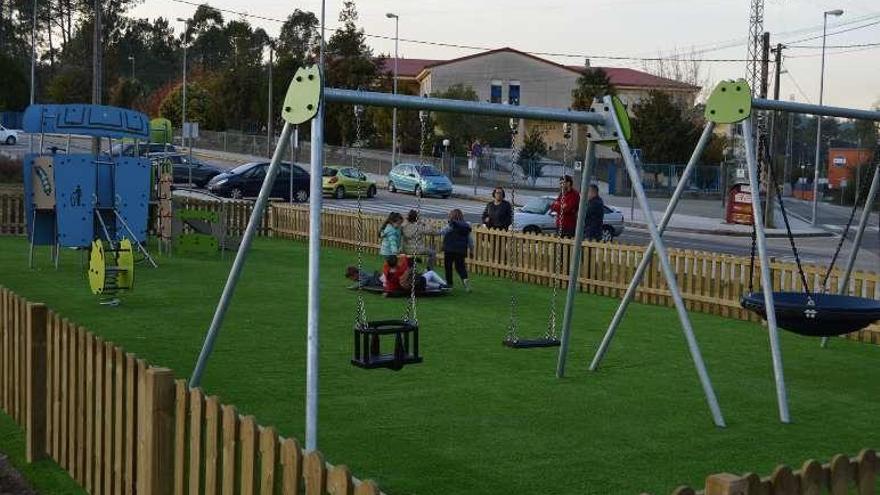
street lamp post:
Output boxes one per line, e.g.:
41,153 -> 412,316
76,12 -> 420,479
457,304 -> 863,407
267,44 -> 274,156
30,0 -> 37,105
177,18 -> 190,150
386,13 -> 399,168
811,8 -> 843,225
29,0 -> 37,153
128,55 -> 135,80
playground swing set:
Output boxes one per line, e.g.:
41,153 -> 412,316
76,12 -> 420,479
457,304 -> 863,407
185,65 -> 880,451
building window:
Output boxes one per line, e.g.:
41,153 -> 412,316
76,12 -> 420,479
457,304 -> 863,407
508,81 -> 520,105
490,80 -> 502,104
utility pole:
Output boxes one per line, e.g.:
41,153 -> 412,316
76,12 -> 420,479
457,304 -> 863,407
784,94 -> 794,189
758,32 -> 773,227
267,44 -> 273,156
30,0 -> 37,105
764,41 -> 785,226
92,0 -> 103,154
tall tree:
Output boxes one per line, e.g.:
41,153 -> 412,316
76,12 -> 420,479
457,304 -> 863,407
630,90 -> 701,163
431,84 -> 509,154
324,1 -> 379,145
571,66 -> 615,110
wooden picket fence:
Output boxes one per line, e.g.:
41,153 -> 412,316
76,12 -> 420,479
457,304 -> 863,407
1,191 -> 878,340
0,286 -> 383,495
0,189 -> 25,235
666,448 -> 878,494
270,203 -> 880,341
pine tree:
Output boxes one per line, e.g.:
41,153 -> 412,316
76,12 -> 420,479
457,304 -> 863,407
571,66 -> 615,110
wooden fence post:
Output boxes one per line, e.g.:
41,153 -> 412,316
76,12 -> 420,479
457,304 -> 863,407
25,302 -> 47,462
704,473 -> 748,495
137,367 -> 175,495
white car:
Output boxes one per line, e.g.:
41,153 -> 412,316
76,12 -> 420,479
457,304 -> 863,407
511,195 -> 625,241
0,124 -> 20,145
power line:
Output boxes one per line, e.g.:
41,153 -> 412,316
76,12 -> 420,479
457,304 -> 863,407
783,69 -> 812,103
783,18 -> 880,45
166,0 -> 880,65
787,41 -> 880,49
167,0 -> 762,63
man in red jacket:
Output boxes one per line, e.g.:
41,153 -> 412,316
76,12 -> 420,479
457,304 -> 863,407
550,175 -> 580,238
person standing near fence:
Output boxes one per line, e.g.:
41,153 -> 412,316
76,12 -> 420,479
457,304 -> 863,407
482,187 -> 513,230
441,209 -> 473,292
550,175 -> 580,238
585,184 -> 605,242
379,212 -> 404,259
401,209 -> 437,269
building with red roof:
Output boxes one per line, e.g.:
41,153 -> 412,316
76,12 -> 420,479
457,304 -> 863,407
378,47 -> 699,150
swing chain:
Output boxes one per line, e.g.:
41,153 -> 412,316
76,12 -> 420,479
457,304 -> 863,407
353,104 -> 368,328
546,124 -> 573,339
506,118 -> 521,343
405,110 -> 430,324
820,173 -> 865,292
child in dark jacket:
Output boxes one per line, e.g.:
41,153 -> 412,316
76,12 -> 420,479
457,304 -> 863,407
441,209 -> 473,291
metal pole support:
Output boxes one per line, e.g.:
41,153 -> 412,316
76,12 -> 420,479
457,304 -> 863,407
555,141 -> 596,378
821,160 -> 880,348
190,122 -> 294,388
607,97 -> 726,428
305,104 -> 324,452
742,117 -> 791,423
590,122 -> 716,371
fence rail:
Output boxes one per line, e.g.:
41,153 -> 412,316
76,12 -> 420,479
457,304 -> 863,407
0,286 -> 383,495
1,190 -> 878,341
668,448 -> 878,494
270,202 -> 880,340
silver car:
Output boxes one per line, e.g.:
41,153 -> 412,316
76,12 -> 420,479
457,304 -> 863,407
511,195 -> 624,241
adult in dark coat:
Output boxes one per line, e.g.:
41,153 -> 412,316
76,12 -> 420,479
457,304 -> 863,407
482,187 -> 513,230
585,184 -> 605,242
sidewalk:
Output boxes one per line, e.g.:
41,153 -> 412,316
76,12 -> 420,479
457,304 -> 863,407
191,146 -> 831,239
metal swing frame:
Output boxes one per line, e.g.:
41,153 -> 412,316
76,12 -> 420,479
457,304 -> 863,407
189,71 -> 875,450
582,81 -> 880,425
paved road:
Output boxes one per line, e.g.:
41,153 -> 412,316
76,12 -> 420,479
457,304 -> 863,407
9,134 -> 879,270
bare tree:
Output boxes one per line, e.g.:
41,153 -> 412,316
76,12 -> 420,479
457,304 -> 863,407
642,48 -> 712,103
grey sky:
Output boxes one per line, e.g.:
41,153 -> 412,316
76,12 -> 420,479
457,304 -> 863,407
133,0 -> 880,110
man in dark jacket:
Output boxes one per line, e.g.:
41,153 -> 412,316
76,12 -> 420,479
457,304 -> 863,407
585,184 -> 605,242
482,187 -> 513,230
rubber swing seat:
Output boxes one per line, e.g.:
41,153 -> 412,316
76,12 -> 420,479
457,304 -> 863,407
502,336 -> 561,349
740,291 -> 880,337
347,284 -> 451,298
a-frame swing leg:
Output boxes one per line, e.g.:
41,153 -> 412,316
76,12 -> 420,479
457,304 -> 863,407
821,160 -> 880,348
189,65 -> 321,390
607,96 -> 726,428
742,117 -> 791,424
590,121 -> 716,371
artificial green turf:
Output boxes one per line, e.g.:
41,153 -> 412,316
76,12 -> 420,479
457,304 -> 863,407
0,236 -> 878,494
0,412 -> 86,494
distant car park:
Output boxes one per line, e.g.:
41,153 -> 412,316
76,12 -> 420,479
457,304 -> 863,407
0,125 -> 20,145
322,166 -> 377,199
148,152 -> 224,187
207,161 -> 310,202
511,195 -> 625,241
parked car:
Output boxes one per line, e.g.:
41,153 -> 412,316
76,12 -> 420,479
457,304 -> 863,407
511,195 -> 625,241
111,142 -> 177,156
322,166 -> 377,199
148,152 -> 224,187
0,124 -> 20,145
207,161 -> 310,202
387,163 -> 453,198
